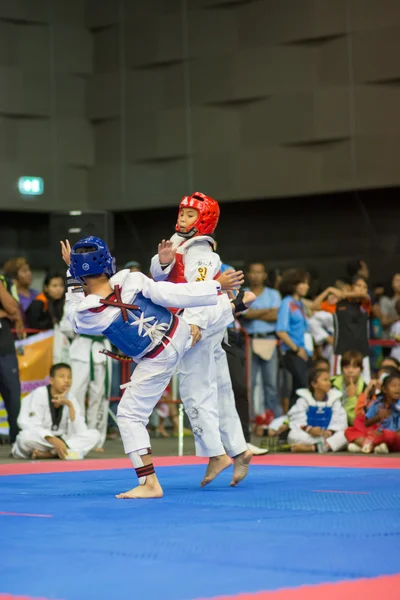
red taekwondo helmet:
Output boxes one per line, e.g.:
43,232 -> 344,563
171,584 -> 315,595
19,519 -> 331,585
175,192 -> 220,239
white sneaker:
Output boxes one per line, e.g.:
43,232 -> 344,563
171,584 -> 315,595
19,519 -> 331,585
347,443 -> 362,453
374,443 -> 389,454
247,442 -> 268,455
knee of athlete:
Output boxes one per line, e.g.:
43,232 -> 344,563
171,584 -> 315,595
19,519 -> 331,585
17,430 -> 34,447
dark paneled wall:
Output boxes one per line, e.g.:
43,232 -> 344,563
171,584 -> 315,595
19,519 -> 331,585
87,0 -> 400,210
0,0 -> 91,211
1,1 -> 400,212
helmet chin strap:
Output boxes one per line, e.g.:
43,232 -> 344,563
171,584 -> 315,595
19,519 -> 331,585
175,227 -> 197,239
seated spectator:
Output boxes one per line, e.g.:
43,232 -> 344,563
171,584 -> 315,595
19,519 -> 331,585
313,357 -> 330,372
26,273 -> 65,331
2,257 -> 38,317
381,356 -> 400,371
312,277 -> 371,382
345,373 -> 400,454
331,350 -> 366,425
277,269 -> 313,407
287,368 -> 348,453
355,366 -> 398,418
11,363 -> 100,460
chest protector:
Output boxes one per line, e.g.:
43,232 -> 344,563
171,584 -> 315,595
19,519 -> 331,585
166,239 -> 220,313
306,405 -> 332,430
102,291 -> 172,358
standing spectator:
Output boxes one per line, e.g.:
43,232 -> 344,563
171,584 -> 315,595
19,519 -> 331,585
312,277 -> 371,381
380,273 -> 400,339
346,259 -> 369,282
389,300 -> 400,364
26,273 -> 65,331
241,262 -> 281,416
0,277 -> 24,444
124,261 -> 142,273
277,269 -> 313,408
2,257 -> 38,317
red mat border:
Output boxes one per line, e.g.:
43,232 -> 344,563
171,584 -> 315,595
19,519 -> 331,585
1,453 -> 400,476
1,573 -> 399,600
199,573 -> 400,600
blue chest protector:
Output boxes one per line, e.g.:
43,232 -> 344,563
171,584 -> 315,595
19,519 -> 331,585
306,405 -> 332,430
103,292 -> 172,358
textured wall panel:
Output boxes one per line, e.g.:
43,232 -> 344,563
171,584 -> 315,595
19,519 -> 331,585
352,25 -> 400,83
87,72 -> 121,120
0,0 -> 48,23
125,13 -> 183,68
94,120 -> 121,164
0,67 -> 50,116
93,26 -> 119,73
351,0 -> 400,30
85,0 -> 119,30
54,26 -> 92,75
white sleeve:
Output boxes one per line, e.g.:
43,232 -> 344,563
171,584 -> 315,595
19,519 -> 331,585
288,398 -> 309,429
308,314 -> 329,345
67,395 -> 88,436
137,272 -> 221,309
328,400 -> 348,431
64,269 -> 86,332
150,253 -> 175,282
17,389 -> 54,439
180,243 -> 222,329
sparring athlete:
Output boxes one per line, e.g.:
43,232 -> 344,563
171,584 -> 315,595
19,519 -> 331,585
150,192 -> 253,487
60,237 -> 245,499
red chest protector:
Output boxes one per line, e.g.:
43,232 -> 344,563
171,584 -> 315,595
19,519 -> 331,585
165,241 -> 220,313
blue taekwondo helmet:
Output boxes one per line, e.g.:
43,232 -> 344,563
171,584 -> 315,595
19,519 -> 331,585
70,236 -> 116,283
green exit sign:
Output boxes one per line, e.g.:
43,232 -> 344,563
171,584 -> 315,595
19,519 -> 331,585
18,176 -> 44,196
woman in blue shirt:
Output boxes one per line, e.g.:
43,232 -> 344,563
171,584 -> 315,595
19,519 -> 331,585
277,269 -> 313,407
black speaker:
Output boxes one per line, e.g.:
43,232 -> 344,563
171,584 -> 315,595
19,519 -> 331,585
48,211 -> 114,269
50,211 -> 114,253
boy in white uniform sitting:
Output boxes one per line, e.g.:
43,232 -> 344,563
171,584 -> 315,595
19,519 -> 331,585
12,363 -> 100,460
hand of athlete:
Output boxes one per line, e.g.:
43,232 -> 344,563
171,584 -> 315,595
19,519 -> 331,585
297,347 -> 309,362
216,269 -> 245,291
158,240 -> 176,265
189,324 -> 202,346
49,437 -> 69,460
60,240 -> 72,266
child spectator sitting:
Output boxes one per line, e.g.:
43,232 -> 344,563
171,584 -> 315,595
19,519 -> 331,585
287,368 -> 348,453
331,350 -> 366,425
313,357 -> 330,372
355,366 -> 398,418
345,373 -> 400,454
11,363 -> 100,460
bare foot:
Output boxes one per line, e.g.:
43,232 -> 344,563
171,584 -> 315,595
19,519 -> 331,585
116,476 -> 164,499
290,443 -> 316,453
94,447 -> 105,453
200,454 -> 232,487
230,449 -> 252,487
31,449 -> 54,460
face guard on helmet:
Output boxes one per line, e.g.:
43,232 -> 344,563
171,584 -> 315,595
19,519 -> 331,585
70,236 -> 116,283
175,192 -> 220,239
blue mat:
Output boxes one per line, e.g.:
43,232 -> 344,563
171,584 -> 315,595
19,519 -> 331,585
1,465 -> 400,600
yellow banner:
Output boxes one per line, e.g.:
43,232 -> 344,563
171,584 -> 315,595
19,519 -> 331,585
0,330 -> 54,434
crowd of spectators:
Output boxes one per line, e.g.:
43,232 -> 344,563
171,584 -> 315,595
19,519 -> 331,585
1,253 -> 400,456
